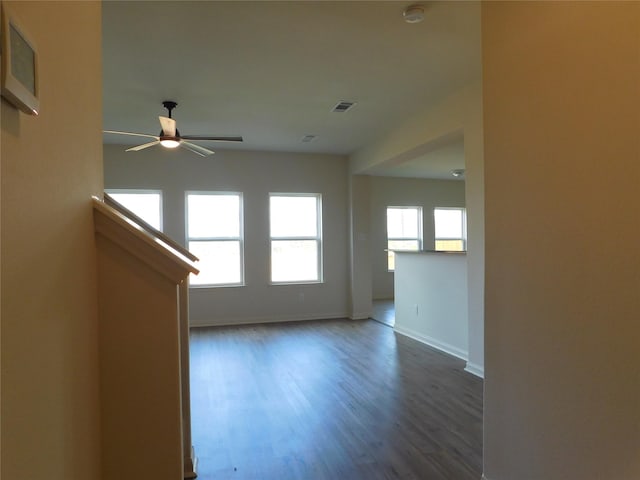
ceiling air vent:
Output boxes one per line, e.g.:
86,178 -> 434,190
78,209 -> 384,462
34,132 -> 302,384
332,101 -> 356,113
301,135 -> 317,143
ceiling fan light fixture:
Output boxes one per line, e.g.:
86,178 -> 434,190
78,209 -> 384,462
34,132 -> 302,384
160,138 -> 181,149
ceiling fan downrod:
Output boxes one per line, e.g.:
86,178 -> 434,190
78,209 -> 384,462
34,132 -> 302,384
162,100 -> 177,118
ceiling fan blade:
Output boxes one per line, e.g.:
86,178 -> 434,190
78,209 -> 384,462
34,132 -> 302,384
126,140 -> 160,152
158,116 -> 177,137
181,135 -> 243,142
104,130 -> 158,140
180,141 -> 214,156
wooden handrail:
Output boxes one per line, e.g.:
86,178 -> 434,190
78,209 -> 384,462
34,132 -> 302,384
103,192 -> 199,263
93,197 -> 199,281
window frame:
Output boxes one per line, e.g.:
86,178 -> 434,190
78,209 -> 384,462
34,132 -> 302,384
433,206 -> 467,252
185,191 -> 245,288
105,188 -> 163,231
269,192 -> 323,285
386,206 -> 423,272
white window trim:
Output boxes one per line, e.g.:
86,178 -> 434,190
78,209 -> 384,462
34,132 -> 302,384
105,188 -> 163,231
386,206 -> 423,272
186,191 -> 245,288
269,192 -> 323,285
433,207 -> 467,251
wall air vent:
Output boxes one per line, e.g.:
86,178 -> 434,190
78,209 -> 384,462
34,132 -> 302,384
301,135 -> 317,143
332,101 -> 356,113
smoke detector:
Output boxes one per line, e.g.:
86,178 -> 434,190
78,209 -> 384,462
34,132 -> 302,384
403,5 -> 425,24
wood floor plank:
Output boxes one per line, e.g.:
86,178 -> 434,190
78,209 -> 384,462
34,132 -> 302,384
190,319 -> 483,480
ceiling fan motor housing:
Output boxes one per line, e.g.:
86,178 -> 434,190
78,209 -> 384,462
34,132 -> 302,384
159,129 -> 181,139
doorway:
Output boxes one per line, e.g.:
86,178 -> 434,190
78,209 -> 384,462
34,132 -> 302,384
371,299 -> 395,327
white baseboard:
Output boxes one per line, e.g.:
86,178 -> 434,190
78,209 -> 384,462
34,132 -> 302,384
190,312 -> 349,328
393,325 -> 468,361
465,361 -> 485,378
349,311 -> 372,320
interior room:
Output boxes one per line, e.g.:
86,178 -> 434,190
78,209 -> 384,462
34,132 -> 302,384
100,3 -> 482,476
101,1 -> 483,343
1,2 -> 638,480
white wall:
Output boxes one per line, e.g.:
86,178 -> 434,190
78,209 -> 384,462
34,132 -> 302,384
370,176 -> 465,300
104,145 -> 350,326
394,252 -> 468,360
1,2 -> 103,479
482,2 -> 640,479
349,80 -> 484,374
348,175 -> 373,319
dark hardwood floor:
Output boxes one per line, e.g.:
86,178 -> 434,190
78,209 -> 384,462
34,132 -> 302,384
190,319 -> 483,480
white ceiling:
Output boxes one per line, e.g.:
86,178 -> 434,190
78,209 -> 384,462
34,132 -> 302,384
102,1 -> 481,178
364,130 -> 466,180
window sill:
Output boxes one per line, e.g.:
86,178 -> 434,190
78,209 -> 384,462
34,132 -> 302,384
189,283 -> 245,289
269,280 -> 323,286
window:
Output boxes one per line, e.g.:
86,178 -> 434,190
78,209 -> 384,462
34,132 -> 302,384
387,206 -> 422,271
270,194 -> 322,283
106,189 -> 162,231
186,192 -> 244,287
434,207 -> 467,251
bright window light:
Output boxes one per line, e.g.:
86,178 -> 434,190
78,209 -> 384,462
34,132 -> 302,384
434,207 -> 467,251
106,190 -> 162,231
270,194 -> 322,284
387,206 -> 422,271
187,192 -> 244,287
187,194 -> 240,238
188,240 -> 242,285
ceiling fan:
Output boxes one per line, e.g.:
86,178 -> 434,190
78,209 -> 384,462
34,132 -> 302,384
104,101 -> 243,156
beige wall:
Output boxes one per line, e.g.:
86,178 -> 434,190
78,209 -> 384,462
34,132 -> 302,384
369,176 -> 466,300
482,2 -> 640,479
95,232 -> 184,480
0,2 -> 103,479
